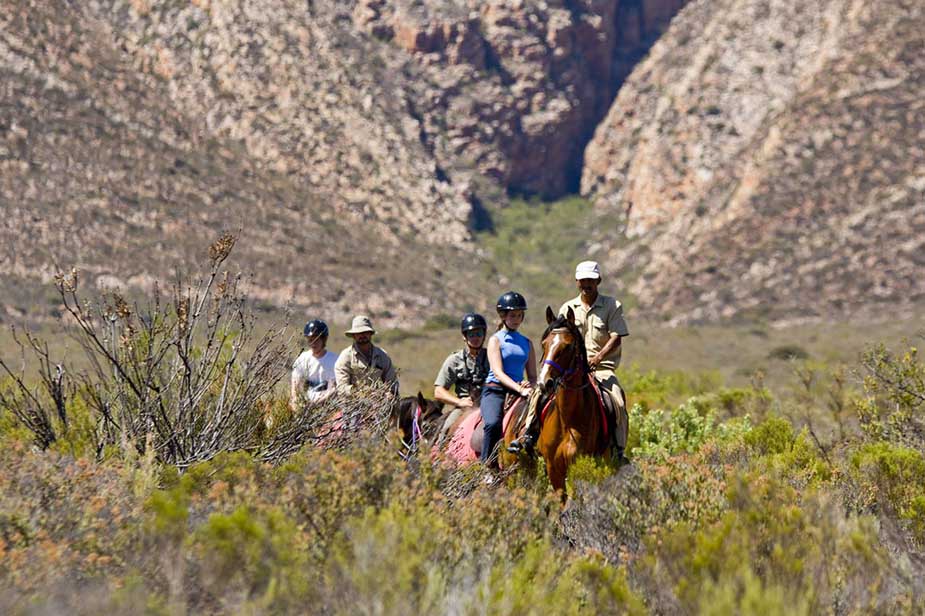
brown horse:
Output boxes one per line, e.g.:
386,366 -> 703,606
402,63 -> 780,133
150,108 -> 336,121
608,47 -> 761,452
395,392 -> 444,458
521,306 -> 610,498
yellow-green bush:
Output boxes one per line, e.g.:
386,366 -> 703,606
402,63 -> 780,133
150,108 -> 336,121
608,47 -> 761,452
567,454 -> 623,486
744,415 -> 794,455
193,505 -> 310,612
640,474 -> 888,614
630,397 -> 751,461
705,386 -> 774,421
850,441 -> 925,542
856,342 -> 925,448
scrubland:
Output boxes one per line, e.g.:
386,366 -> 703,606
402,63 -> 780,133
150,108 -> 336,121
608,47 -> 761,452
2,237 -> 925,614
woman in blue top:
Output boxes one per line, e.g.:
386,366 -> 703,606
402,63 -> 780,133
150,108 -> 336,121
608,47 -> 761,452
481,291 -> 537,465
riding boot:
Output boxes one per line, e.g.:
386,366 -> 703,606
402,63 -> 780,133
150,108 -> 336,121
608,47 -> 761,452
507,389 -> 543,454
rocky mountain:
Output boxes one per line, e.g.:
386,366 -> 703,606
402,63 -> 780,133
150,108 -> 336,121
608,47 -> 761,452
582,0 -> 925,324
3,0 -> 919,327
0,0 -> 479,326
1,0 -> 683,325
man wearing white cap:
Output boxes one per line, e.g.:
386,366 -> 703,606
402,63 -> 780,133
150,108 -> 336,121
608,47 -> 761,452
335,315 -> 399,394
561,260 -> 629,456
508,260 -> 630,457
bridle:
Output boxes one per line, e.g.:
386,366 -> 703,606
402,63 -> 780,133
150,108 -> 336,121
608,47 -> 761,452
541,328 -> 590,393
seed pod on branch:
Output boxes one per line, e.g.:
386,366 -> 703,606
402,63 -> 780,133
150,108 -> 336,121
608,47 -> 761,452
208,232 -> 236,266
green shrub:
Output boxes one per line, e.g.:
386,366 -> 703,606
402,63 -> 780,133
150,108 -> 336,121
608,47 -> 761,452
744,415 -> 794,455
485,540 -> 645,616
631,398 -> 751,460
0,392 -> 32,445
767,344 -> 810,361
850,441 -> 925,542
622,365 -> 722,410
707,386 -> 774,420
567,454 -> 622,486
641,474 -> 887,614
193,505 -> 310,611
856,341 -> 925,448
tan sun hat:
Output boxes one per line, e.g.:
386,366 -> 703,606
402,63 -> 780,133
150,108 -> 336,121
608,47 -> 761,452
345,315 -> 376,336
575,260 -> 601,280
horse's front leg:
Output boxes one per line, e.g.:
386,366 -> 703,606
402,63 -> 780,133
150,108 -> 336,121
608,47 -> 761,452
551,432 -> 579,502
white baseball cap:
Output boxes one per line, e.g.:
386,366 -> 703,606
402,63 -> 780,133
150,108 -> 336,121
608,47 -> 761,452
575,261 -> 601,280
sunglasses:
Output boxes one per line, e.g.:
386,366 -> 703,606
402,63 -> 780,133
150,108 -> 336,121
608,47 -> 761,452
465,329 -> 486,338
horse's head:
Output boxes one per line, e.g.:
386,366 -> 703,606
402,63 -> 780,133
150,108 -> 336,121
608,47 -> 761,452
396,391 -> 445,450
538,306 -> 587,394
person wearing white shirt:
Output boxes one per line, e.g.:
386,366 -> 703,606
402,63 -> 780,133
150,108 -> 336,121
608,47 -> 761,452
290,319 -> 338,410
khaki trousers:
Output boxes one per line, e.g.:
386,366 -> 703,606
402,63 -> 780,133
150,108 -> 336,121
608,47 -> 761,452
593,369 -> 628,450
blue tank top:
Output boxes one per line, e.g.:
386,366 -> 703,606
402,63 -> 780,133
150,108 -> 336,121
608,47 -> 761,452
486,329 -> 530,385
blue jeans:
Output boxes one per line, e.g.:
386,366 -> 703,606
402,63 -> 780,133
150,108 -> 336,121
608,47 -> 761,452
480,386 -> 506,464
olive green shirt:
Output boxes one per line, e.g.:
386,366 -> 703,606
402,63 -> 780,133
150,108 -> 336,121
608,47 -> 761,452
335,344 -> 399,393
434,348 -> 489,399
558,294 -> 629,371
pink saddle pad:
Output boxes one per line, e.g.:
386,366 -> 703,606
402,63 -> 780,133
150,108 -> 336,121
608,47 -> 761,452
442,402 -> 521,465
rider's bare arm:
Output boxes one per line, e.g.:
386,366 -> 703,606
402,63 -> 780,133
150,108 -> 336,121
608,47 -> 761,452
434,385 -> 471,408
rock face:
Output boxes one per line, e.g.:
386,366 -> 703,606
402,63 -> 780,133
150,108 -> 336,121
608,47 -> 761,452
0,0 -> 478,325
10,0 -> 915,327
0,0 -> 688,324
582,0 -> 925,323
358,0 -> 687,197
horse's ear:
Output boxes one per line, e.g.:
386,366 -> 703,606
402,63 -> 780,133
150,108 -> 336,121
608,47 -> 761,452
416,391 -> 426,408
545,306 -> 555,324
566,306 -> 575,325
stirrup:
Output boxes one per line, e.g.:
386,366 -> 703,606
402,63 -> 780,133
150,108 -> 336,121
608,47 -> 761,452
507,433 -> 535,454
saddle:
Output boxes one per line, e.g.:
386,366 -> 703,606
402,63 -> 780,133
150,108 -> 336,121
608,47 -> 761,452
469,393 -> 521,455
588,376 -> 630,455
534,376 -> 618,451
437,395 -> 523,464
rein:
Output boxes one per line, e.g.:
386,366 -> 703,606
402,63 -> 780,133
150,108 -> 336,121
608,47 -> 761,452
398,402 -> 423,461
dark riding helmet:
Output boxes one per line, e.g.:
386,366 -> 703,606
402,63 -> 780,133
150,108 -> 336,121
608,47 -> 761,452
303,319 -> 329,338
460,312 -> 488,333
496,291 -> 527,312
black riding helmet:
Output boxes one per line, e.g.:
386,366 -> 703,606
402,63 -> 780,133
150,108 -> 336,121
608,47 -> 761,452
460,312 -> 487,333
496,291 -> 527,312
303,319 -> 329,338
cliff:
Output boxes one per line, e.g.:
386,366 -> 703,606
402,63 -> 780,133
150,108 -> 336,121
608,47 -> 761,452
582,0 -> 925,323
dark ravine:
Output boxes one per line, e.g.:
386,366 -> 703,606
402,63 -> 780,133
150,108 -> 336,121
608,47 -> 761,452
361,0 -> 689,198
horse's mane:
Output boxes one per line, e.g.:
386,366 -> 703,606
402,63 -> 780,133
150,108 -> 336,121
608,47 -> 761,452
541,315 -> 589,373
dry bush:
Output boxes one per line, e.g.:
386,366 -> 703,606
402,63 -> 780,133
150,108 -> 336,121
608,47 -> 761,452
0,233 -> 291,468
